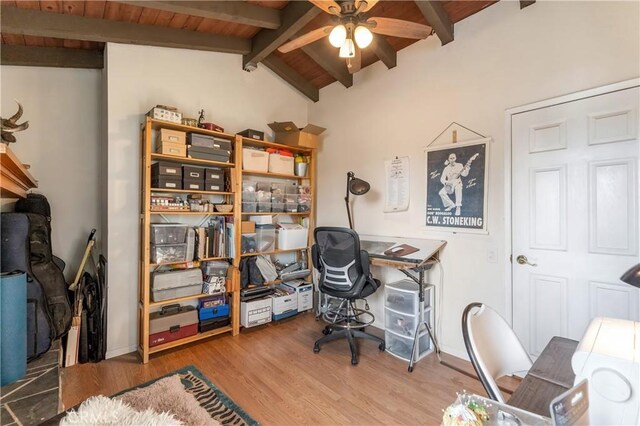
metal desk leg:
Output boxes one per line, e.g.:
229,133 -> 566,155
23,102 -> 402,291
408,319 -> 421,372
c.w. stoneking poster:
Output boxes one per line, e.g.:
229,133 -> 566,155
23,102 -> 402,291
425,138 -> 489,233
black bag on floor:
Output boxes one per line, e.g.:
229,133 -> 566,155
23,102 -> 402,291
1,213 -> 54,360
80,272 -> 103,363
26,213 -> 72,338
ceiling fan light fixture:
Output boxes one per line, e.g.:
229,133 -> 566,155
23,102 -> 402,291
329,25 -> 347,48
354,25 -> 373,48
339,38 -> 356,58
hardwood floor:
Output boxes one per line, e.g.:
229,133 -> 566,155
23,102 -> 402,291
61,313 -> 487,425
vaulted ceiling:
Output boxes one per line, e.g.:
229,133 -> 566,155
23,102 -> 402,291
1,1 -> 532,101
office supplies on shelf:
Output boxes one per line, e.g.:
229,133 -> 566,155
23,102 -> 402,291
240,286 -> 274,301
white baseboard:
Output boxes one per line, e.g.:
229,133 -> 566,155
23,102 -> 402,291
106,344 -> 137,360
441,345 -> 470,361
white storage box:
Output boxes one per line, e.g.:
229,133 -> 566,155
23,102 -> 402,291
271,286 -> 297,320
277,224 -> 308,249
281,280 -> 313,312
268,153 -> 294,175
148,107 -> 182,124
249,215 -> 273,225
242,148 -> 269,172
241,297 -> 272,328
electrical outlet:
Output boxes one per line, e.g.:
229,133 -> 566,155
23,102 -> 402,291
487,248 -> 498,263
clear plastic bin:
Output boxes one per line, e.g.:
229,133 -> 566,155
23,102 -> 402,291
297,202 -> 311,213
242,191 -> 257,202
385,331 -> 431,361
285,183 -> 298,194
150,223 -> 188,244
270,183 -> 285,194
271,203 -> 285,213
384,308 -> 417,337
242,181 -> 256,192
150,243 -> 188,263
242,202 -> 257,212
298,185 -> 311,195
256,225 -> 276,252
271,193 -> 284,203
283,194 -> 297,204
257,202 -> 271,212
284,203 -> 298,213
385,287 -> 417,315
241,233 -> 257,254
256,191 -> 271,202
256,181 -> 271,192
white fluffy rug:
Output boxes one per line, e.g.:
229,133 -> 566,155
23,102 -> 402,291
60,395 -> 182,426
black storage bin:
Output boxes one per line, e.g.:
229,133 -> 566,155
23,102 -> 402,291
187,133 -> 215,148
183,165 -> 205,180
198,317 -> 231,332
238,129 -> 264,140
183,177 -> 204,191
188,146 -> 231,163
205,167 -> 224,181
204,181 -> 224,192
152,176 -> 182,190
211,138 -> 232,151
152,161 -> 182,178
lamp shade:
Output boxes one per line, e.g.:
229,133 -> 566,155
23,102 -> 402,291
349,177 -> 370,195
621,263 -> 640,288
354,25 -> 373,48
329,25 -> 347,48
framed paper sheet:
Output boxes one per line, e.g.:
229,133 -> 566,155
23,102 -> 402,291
425,138 -> 490,234
384,156 -> 410,212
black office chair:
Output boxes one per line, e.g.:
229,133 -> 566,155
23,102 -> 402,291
312,227 -> 385,365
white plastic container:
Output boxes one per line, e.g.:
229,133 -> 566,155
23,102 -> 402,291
277,225 -> 308,250
242,148 -> 269,172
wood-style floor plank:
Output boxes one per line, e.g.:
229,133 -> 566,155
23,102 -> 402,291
61,313 -> 486,425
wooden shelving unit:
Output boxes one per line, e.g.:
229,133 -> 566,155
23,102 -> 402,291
138,117 -> 317,363
138,117 -> 242,363
0,144 -> 38,198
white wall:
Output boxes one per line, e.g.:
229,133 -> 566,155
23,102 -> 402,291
105,43 -> 311,358
308,1 -> 640,358
1,66 -> 102,282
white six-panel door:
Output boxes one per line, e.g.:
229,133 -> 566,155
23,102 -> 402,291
512,86 -> 640,357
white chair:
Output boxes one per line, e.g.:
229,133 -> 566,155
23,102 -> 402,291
462,302 -> 533,403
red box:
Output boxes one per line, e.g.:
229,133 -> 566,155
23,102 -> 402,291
149,323 -> 197,347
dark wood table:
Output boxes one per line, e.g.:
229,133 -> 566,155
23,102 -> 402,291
508,336 -> 579,417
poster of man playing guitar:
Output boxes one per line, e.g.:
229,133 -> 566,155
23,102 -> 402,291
425,139 -> 489,233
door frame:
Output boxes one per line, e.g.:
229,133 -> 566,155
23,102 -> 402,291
503,78 -> 640,326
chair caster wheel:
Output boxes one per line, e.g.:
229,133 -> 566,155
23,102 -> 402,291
379,343 -> 385,351
313,345 -> 320,353
322,328 -> 332,335
351,358 -> 358,365
408,366 -> 414,373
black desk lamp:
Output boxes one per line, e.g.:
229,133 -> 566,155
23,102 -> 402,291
620,263 -> 640,288
345,171 -> 370,229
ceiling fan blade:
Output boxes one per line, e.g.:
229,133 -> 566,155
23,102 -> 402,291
368,17 -> 433,39
347,47 -> 361,74
278,26 -> 332,54
309,0 -> 341,16
355,0 -> 379,13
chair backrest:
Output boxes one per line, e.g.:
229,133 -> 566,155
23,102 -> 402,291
313,227 -> 366,294
462,302 -> 533,403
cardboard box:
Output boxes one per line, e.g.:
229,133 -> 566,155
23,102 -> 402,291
268,122 -> 325,149
268,153 -> 294,175
159,128 -> 186,144
148,107 -> 182,124
156,141 -> 186,157
281,280 -> 313,312
241,221 -> 255,234
241,297 -> 272,328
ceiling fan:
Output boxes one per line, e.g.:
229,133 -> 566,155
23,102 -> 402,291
278,0 -> 433,73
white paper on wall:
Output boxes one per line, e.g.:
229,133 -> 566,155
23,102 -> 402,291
384,156 -> 410,212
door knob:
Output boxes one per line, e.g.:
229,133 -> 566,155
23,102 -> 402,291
516,255 -> 537,267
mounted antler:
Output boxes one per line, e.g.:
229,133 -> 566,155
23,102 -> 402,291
1,101 -> 29,144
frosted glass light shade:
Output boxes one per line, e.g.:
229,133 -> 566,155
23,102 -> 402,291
339,38 -> 356,58
354,26 -> 373,48
329,25 -> 347,48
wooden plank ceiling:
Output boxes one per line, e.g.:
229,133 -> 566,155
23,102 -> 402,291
0,1 -> 501,101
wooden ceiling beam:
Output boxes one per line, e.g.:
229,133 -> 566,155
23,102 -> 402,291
414,1 -> 454,46
243,1 -> 321,70
371,36 -> 397,69
300,42 -> 352,89
262,54 -> 319,102
0,6 -> 250,54
119,1 -> 281,30
520,1 -> 536,9
1,45 -> 103,69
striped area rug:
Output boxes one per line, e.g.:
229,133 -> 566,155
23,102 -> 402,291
117,365 -> 258,426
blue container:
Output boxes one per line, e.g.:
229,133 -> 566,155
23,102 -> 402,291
198,304 -> 229,321
1,271 -> 27,386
